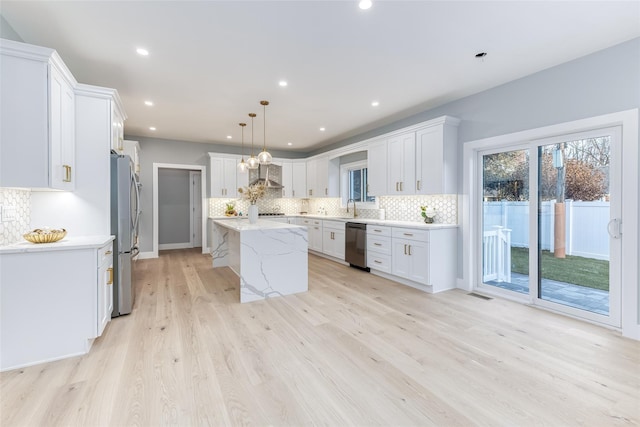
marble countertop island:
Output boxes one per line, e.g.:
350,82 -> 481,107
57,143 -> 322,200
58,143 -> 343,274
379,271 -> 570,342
211,219 -> 308,303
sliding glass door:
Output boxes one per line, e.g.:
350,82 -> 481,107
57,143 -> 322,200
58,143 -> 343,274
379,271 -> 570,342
477,127 -> 621,326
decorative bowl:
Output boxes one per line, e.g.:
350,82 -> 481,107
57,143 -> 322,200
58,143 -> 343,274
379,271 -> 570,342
23,228 -> 67,244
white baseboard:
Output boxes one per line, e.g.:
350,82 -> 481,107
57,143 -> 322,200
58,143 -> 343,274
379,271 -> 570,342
137,251 -> 157,260
159,242 -> 192,250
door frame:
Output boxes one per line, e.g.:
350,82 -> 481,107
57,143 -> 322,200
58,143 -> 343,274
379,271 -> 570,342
152,163 -> 207,258
463,109 -> 638,339
189,170 -> 203,248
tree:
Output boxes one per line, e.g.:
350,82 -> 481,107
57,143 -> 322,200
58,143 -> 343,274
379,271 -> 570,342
565,159 -> 607,201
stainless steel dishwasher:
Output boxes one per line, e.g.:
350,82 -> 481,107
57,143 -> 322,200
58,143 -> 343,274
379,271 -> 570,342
345,222 -> 370,271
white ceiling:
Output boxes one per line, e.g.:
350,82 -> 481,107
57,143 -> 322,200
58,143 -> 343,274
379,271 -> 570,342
2,1 -> 639,153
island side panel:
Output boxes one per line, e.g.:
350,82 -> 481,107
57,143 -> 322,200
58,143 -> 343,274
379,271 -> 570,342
211,222 -> 229,267
239,227 -> 308,303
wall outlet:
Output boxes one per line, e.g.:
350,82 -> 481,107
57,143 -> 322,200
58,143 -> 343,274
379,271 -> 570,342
1,205 -> 17,222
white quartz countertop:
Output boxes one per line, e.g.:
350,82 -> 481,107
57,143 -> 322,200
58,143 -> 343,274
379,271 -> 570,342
212,218 -> 304,232
209,215 -> 458,230
0,235 -> 114,254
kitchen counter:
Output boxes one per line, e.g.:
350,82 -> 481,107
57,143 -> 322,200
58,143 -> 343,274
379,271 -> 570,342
210,219 -> 308,303
209,214 -> 458,230
0,235 -> 114,254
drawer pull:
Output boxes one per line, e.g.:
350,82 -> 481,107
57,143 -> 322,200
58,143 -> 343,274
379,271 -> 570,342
373,229 -> 382,232
374,243 -> 382,246
403,233 -> 414,236
107,267 -> 114,285
105,250 -> 112,255
374,260 -> 382,264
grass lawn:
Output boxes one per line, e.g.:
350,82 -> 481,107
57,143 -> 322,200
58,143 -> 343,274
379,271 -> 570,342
510,247 -> 609,291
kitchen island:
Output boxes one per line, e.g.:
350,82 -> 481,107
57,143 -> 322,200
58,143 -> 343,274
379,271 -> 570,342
211,219 -> 308,303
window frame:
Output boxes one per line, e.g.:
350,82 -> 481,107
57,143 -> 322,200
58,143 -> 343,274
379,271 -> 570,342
340,160 -> 378,209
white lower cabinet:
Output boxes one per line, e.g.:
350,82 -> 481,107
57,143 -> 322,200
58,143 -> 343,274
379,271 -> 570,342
297,218 -> 323,252
322,220 -> 345,260
97,242 -> 114,337
367,225 -> 392,273
0,237 -> 115,371
391,237 -> 429,284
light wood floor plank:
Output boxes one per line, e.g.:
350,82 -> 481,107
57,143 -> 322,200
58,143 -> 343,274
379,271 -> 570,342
1,248 -> 638,426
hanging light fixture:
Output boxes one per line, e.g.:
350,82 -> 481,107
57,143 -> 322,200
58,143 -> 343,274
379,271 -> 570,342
257,100 -> 272,165
237,122 -> 248,173
246,113 -> 259,170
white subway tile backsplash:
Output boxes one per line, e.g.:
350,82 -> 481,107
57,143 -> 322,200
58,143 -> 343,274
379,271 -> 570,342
209,194 -> 457,224
0,188 -> 31,245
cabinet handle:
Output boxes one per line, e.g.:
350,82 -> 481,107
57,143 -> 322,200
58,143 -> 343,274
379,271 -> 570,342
374,229 -> 382,233
395,182 -> 399,191
408,245 -> 412,256
107,267 -> 114,285
366,184 -> 370,193
400,182 -> 403,191
292,190 -> 295,197
374,260 -> 382,264
417,180 -> 421,191
309,189 -> 313,196
325,188 -> 328,196
403,233 -> 414,237
63,165 -> 72,182
118,137 -> 124,151
374,243 -> 382,246
404,244 -> 407,255
105,250 -> 112,255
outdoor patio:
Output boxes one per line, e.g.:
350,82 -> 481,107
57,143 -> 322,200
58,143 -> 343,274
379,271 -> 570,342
487,272 -> 609,315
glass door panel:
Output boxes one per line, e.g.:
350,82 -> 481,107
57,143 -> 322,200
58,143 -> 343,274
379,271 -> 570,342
537,136 -> 612,316
481,149 -> 530,295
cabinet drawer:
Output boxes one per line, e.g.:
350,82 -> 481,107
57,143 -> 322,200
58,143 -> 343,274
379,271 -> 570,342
392,227 -> 429,242
367,252 -> 391,273
299,218 -> 313,226
367,225 -> 391,237
312,219 -> 322,226
367,235 -> 391,255
98,242 -> 114,265
323,220 -> 344,230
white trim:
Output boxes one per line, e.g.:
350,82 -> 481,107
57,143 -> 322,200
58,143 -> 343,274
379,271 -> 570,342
189,170 -> 203,248
339,160 -> 378,209
463,109 -> 639,338
152,163 -> 207,259
137,251 -> 156,260
159,242 -> 192,251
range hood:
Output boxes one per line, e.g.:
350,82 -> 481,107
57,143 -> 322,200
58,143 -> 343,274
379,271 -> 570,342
249,164 -> 283,189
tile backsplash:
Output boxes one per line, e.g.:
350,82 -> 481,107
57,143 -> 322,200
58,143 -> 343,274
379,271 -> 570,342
209,194 -> 457,224
0,188 -> 31,245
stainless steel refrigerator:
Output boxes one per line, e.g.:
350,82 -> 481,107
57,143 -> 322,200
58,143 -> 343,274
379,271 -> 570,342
110,153 -> 141,317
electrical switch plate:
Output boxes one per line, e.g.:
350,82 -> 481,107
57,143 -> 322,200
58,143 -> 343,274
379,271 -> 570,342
2,205 -> 17,222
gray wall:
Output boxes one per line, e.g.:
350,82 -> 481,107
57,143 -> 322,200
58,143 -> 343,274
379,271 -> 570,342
0,15 -> 23,41
158,168 -> 191,245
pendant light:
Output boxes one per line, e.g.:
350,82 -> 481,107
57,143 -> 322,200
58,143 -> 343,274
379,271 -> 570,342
237,122 -> 248,173
246,113 -> 259,170
257,100 -> 272,165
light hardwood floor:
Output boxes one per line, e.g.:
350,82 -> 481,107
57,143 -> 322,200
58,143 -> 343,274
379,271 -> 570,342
1,248 -> 638,426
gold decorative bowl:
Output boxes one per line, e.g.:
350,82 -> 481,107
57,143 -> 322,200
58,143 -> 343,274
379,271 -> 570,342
23,228 -> 67,244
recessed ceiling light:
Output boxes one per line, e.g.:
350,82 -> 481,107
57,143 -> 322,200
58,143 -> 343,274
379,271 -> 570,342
226,135 -> 232,139
136,48 -> 149,56
371,101 -> 379,107
149,126 -> 156,131
279,80 -> 288,87
144,100 -> 154,106
287,142 -> 293,146
359,0 -> 372,10
319,127 -> 326,132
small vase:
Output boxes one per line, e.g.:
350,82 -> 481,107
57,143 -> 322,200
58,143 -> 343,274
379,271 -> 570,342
248,204 -> 258,224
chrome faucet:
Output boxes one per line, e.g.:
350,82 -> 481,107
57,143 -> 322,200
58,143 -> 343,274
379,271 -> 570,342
347,199 -> 358,218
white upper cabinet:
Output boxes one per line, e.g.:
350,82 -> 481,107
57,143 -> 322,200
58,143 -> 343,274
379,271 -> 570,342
367,139 -> 387,196
0,39 -> 77,190
122,140 -> 140,175
209,154 -> 239,198
291,161 -> 307,198
306,156 -> 338,198
387,132 -> 416,195
415,116 -> 460,194
280,161 -> 293,198
111,106 -> 124,154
